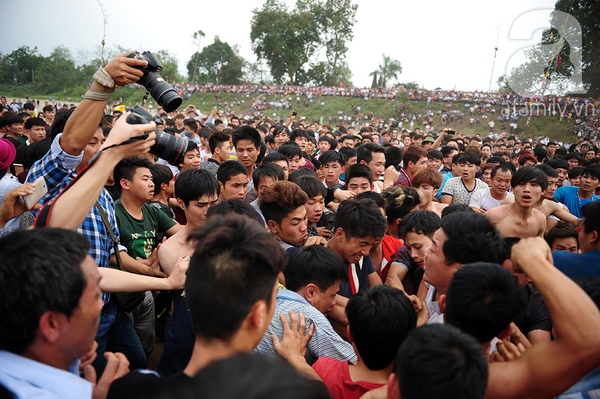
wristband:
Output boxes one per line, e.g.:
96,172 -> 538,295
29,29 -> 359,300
93,67 -> 117,89
83,87 -> 114,101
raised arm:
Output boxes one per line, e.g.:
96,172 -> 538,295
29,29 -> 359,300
486,237 -> 600,399
60,52 -> 147,155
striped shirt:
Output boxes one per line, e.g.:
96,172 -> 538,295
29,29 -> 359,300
253,289 -> 356,365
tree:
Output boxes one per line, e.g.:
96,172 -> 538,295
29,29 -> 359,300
313,0 -> 358,84
191,30 -> 205,84
250,0 -> 320,84
552,0 -> 600,96
2,46 -> 44,85
369,54 -> 402,88
155,50 -> 181,83
187,37 -> 243,84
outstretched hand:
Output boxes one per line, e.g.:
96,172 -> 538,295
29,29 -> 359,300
271,311 -> 314,362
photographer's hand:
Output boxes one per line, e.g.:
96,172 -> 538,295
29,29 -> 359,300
102,111 -> 156,159
104,51 -> 147,87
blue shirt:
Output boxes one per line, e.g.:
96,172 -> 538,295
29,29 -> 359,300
253,289 -> 356,365
27,134 -> 119,303
554,186 -> 599,218
552,250 -> 600,278
0,350 -> 92,399
339,255 -> 376,298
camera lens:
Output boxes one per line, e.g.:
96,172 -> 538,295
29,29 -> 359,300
126,106 -> 188,165
139,72 -> 182,113
153,130 -> 188,166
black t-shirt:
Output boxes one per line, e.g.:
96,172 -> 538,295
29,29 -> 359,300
514,283 -> 553,334
108,370 -> 191,399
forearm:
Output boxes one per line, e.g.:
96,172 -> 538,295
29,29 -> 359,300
61,82 -> 114,155
98,267 -> 171,292
384,264 -> 408,291
112,252 -> 155,276
47,150 -> 121,229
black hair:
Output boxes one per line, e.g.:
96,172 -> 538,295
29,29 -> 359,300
289,168 -> 318,182
546,158 -> 569,171
511,166 -> 549,190
338,146 -> 357,161
427,149 -> 443,161
441,204 -> 474,218
113,157 -> 153,192
491,164 -> 515,178
165,353 -> 329,399
206,199 -> 264,226
0,229 -> 89,354
47,108 -> 76,140
356,191 -> 385,209
382,186 -> 421,225
252,163 -> 285,191
232,125 -> 261,149
278,142 -> 303,160
319,150 -> 347,167
445,263 -> 525,343
533,147 -> 547,162
334,198 -> 387,239
457,151 -> 481,166
263,152 -> 289,166
347,286 -> 416,370
24,117 -> 46,130
150,164 -> 174,195
582,164 -> 600,180
545,221 -> 579,249
175,168 -> 220,206
1,113 -> 22,126
396,324 -> 488,399
535,164 -> 558,178
384,145 -> 403,168
186,215 -> 285,340
23,139 -> 51,169
217,160 -> 247,185
356,142 -> 385,165
440,212 -> 506,265
398,210 -> 441,239
208,132 -> 231,153
568,167 -> 584,180
294,175 -> 327,199
440,145 -> 459,158
23,102 -> 35,111
486,156 -> 506,165
581,200 -> 600,235
285,246 -> 347,292
344,164 -> 373,185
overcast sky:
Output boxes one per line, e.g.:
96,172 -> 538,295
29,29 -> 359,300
3,0 -> 559,91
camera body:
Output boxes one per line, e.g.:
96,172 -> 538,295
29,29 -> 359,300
127,105 -> 188,166
127,51 -> 182,113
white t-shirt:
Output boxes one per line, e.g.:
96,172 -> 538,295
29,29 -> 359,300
469,187 -> 514,211
442,177 -> 488,206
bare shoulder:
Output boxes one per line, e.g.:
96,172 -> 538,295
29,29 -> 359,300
486,204 -> 508,222
501,197 -> 515,205
158,228 -> 193,275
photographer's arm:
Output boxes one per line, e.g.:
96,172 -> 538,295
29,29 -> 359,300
60,52 -> 147,156
99,256 -> 188,292
431,130 -> 448,150
46,114 -> 156,230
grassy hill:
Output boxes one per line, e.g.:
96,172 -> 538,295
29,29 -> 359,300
0,84 -> 578,144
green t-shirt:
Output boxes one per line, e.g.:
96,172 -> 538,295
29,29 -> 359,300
115,200 -> 176,260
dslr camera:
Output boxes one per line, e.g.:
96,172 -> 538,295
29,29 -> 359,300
127,105 -> 188,166
127,51 -> 182,113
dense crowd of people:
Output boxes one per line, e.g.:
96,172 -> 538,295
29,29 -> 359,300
1,51 -> 600,399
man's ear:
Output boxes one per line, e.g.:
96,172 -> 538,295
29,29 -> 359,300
120,178 -> 130,191
333,227 -> 345,242
433,188 -> 439,196
176,198 -> 186,210
439,294 -> 447,315
303,283 -> 318,307
267,220 -> 279,234
590,230 -> 599,245
388,373 -> 401,399
359,160 -> 367,166
247,300 -> 270,333
218,181 -> 224,193
38,311 -> 63,343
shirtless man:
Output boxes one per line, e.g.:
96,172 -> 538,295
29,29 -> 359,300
486,166 -> 547,238
502,165 -> 580,232
156,169 -> 220,376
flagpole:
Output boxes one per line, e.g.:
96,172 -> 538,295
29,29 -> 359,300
488,25 -> 502,93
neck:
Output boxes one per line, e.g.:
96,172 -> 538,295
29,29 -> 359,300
510,202 -> 533,218
246,164 -> 254,179
578,187 -> 593,199
153,192 -> 169,205
21,343 -> 72,372
490,189 -> 506,201
120,195 -> 145,217
184,336 -> 251,377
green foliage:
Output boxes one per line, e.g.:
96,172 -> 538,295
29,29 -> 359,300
155,50 -> 182,83
187,37 -> 244,84
369,54 -> 402,88
251,0 -> 321,84
398,81 -> 419,90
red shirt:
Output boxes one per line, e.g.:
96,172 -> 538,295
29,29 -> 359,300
313,357 -> 384,399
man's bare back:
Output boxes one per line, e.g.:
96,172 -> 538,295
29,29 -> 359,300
486,203 -> 546,238
158,227 -> 195,276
